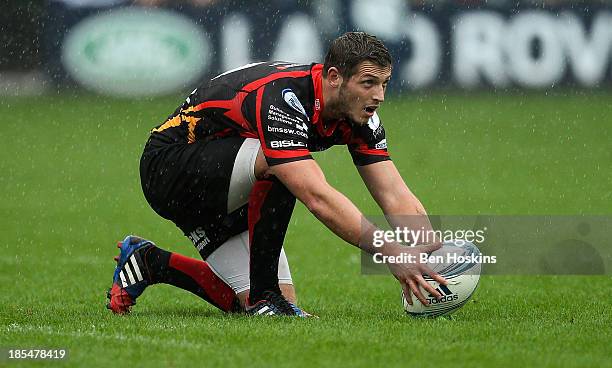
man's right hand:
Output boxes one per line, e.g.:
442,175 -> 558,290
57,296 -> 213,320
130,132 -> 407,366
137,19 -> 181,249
383,242 -> 447,306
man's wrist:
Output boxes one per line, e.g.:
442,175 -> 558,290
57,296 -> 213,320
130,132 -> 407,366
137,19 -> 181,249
379,242 -> 400,257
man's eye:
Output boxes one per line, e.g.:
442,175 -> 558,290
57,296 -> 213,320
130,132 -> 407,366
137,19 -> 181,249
363,80 -> 374,86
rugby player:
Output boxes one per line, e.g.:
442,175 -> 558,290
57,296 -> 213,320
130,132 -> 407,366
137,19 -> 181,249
107,32 -> 446,317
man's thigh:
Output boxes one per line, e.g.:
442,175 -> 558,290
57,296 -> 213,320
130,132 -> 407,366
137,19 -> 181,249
142,137 -> 296,305
141,136 -> 248,258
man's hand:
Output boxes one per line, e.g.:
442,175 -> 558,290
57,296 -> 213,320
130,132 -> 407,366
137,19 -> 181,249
382,242 -> 447,306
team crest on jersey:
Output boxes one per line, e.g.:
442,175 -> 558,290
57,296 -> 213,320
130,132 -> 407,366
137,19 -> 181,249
375,139 -> 387,149
367,112 -> 381,131
282,88 -> 308,119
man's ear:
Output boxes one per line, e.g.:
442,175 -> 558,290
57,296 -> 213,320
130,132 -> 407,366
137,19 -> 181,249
326,67 -> 343,88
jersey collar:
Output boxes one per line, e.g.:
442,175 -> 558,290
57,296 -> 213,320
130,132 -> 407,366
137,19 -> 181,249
311,64 -> 324,127
311,64 -> 340,137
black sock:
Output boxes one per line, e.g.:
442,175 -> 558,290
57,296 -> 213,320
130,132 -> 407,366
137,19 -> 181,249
142,246 -> 171,283
247,177 -> 296,302
142,246 -> 237,312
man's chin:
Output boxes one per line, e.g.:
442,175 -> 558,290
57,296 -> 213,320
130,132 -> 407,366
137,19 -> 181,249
342,111 -> 369,126
353,115 -> 369,126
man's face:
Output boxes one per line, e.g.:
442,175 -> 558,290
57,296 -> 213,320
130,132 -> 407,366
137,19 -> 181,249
337,61 -> 392,125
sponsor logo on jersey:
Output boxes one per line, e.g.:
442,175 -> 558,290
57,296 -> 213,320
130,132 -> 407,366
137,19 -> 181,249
267,125 -> 308,139
295,121 -> 308,132
375,139 -> 387,149
282,88 -> 308,119
268,104 -> 309,133
270,140 -> 306,148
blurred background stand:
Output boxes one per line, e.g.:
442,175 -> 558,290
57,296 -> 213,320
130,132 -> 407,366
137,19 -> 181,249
1,0 -> 610,97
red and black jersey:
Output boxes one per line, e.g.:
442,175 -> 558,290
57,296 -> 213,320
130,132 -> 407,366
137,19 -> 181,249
148,62 -> 390,166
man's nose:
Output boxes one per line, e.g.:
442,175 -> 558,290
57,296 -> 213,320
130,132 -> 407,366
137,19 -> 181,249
373,85 -> 385,103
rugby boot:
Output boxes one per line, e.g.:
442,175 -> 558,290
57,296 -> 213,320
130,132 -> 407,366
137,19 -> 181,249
106,235 -> 155,314
245,290 -> 314,317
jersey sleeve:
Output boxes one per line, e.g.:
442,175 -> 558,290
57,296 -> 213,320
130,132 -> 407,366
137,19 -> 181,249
253,84 -> 313,166
348,112 -> 391,166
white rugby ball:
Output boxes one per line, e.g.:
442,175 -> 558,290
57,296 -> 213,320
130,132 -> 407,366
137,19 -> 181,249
403,240 -> 481,317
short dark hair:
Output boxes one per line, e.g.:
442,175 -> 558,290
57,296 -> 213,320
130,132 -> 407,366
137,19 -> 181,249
323,32 -> 392,78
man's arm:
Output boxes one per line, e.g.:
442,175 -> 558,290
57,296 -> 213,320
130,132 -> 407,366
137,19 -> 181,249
356,160 -> 446,304
357,160 -> 436,244
357,160 -> 425,215
269,158 -> 369,249
266,158 -> 445,304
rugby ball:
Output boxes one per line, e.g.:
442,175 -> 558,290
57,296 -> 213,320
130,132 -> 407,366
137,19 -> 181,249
403,240 -> 481,317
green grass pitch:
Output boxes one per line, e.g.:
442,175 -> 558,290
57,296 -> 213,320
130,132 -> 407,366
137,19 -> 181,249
1,91 -> 611,367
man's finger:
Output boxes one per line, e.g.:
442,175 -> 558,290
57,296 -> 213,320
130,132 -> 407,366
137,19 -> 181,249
401,282 -> 412,306
421,266 -> 448,286
416,275 -> 440,300
407,279 -> 428,306
418,241 -> 442,254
